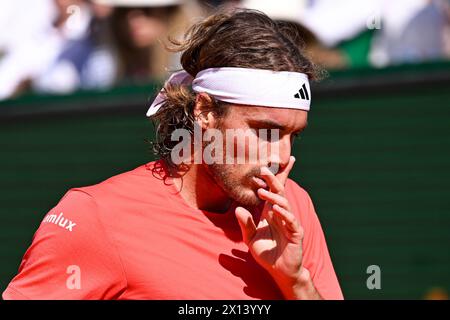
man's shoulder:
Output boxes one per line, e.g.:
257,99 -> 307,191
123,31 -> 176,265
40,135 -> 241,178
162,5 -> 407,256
73,160 -> 169,201
285,178 -> 311,201
46,160 -> 168,224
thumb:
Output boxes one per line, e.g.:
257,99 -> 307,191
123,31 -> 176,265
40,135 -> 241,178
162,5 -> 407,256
235,206 -> 257,245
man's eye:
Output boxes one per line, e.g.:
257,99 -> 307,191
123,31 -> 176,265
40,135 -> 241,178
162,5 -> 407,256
256,129 -> 273,141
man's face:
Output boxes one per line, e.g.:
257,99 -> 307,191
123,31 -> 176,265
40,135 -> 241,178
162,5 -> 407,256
204,105 -> 308,208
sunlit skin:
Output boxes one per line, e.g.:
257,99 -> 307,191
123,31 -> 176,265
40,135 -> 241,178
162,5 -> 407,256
170,93 -> 322,299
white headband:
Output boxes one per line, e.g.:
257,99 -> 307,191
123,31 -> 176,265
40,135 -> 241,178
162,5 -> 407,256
146,67 -> 311,117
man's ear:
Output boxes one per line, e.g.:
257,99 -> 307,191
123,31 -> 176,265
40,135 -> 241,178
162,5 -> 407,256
194,93 -> 217,129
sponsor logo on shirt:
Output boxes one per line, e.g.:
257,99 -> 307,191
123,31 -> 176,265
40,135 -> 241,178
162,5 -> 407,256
42,212 -> 76,232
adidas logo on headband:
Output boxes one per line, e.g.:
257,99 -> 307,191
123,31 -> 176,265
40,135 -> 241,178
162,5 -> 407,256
294,83 -> 310,101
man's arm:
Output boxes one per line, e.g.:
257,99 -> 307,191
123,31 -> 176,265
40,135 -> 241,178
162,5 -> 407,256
2,190 -> 126,300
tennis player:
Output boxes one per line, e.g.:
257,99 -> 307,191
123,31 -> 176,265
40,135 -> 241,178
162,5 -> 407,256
2,9 -> 343,300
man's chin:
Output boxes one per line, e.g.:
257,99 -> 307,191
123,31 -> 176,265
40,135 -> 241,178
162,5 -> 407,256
206,164 -> 263,208
233,187 -> 263,208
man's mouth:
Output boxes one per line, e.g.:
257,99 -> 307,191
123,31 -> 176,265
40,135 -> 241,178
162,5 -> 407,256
252,176 -> 268,189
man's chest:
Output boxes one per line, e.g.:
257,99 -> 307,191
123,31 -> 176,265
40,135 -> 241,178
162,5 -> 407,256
107,208 -> 284,299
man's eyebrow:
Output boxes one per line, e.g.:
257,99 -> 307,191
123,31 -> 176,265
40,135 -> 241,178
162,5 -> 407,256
248,119 -> 286,130
247,119 -> 308,132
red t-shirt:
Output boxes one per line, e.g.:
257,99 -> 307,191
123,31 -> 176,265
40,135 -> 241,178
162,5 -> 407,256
2,161 -> 343,300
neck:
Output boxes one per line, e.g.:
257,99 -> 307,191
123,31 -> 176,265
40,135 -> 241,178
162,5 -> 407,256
170,163 -> 233,213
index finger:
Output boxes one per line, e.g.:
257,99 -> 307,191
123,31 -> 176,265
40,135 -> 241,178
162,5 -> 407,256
276,156 -> 296,185
260,156 -> 296,194
260,166 -> 285,194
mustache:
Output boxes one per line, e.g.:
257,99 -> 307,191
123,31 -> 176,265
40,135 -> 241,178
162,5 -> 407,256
245,165 -> 279,179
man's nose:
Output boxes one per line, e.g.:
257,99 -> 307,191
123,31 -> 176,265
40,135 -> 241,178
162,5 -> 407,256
266,135 -> 292,174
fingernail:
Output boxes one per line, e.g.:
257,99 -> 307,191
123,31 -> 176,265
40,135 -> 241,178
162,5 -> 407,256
292,156 -> 296,162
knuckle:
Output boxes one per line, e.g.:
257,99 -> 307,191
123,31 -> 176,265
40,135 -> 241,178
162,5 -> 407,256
287,215 -> 295,224
298,225 -> 305,238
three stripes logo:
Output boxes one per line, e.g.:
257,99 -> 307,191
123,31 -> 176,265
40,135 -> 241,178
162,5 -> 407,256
294,83 -> 310,100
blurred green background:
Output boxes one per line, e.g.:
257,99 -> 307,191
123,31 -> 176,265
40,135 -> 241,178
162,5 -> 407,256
1,62 -> 449,299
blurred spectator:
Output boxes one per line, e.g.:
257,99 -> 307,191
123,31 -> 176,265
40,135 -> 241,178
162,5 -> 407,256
97,0 -> 203,83
241,0 -> 348,69
243,0 -> 450,69
0,0 -> 57,99
0,0 -> 56,55
1,0 -> 449,101
300,0 -> 450,68
197,0 -> 240,14
35,0 -> 117,93
369,0 -> 448,66
444,0 -> 450,58
0,0 -> 117,100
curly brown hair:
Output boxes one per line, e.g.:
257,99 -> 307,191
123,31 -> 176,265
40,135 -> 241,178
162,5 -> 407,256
149,8 -> 323,172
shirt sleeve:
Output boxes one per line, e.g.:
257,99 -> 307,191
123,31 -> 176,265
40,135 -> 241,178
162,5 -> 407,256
2,189 -> 127,300
286,179 -> 344,300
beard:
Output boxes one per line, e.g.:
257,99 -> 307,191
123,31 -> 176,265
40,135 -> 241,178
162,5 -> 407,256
204,162 -> 263,208
200,121 -> 266,208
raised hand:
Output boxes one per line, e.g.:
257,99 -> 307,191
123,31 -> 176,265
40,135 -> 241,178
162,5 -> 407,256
235,156 -> 321,299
